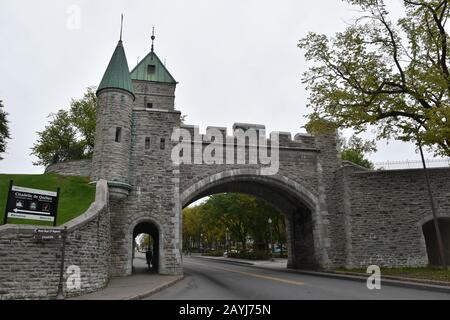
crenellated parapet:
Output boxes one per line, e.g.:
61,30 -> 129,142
179,122 -> 318,150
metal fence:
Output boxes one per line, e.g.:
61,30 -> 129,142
373,158 -> 450,170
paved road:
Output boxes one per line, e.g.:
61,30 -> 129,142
147,257 -> 450,300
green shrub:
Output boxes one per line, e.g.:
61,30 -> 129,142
203,250 -> 225,257
228,251 -> 271,260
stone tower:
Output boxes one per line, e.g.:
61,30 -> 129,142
130,42 -> 177,111
91,39 -> 135,200
91,32 -> 183,275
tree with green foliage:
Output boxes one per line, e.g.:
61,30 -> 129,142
0,100 -> 11,160
299,0 -> 450,157
341,135 -> 377,169
31,87 -> 97,166
183,206 -> 205,251
183,193 -> 286,255
31,110 -> 85,166
69,87 -> 97,157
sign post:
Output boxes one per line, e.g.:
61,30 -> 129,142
53,188 -> 60,227
3,183 -> 59,225
3,180 -> 13,225
56,226 -> 68,300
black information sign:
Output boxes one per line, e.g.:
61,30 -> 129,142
34,228 -> 63,241
3,180 -> 60,226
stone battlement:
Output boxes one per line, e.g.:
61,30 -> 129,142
180,123 -> 316,149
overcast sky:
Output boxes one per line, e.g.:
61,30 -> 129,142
0,0 -> 447,174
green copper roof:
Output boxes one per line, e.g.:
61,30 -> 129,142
130,51 -> 177,83
97,40 -> 135,98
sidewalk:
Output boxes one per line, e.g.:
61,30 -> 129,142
71,256 -> 183,300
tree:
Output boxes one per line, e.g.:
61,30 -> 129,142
69,87 -> 97,157
299,0 -> 450,157
183,193 -> 286,254
183,206 -> 204,250
31,110 -> 85,166
341,135 -> 377,169
0,100 -> 11,160
31,87 -> 97,166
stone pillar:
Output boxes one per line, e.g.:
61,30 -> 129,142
313,131 -> 342,269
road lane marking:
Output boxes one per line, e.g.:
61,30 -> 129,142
185,260 -> 304,286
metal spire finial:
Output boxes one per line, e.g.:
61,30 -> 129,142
120,14 -> 124,41
151,26 -> 155,55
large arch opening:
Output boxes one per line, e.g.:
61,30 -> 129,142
422,218 -> 450,266
181,172 -> 319,269
132,221 -> 160,273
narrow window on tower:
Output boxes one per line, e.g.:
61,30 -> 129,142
148,64 -> 156,74
160,138 -> 166,150
147,103 -> 153,109
115,127 -> 122,143
145,137 -> 151,150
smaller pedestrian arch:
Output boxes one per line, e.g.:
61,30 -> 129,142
132,219 -> 161,273
420,217 -> 450,266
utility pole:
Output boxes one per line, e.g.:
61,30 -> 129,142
419,141 -> 447,269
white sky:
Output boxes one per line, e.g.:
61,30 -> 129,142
0,0 -> 446,174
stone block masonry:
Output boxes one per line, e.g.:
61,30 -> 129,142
339,162 -> 450,268
45,159 -> 92,177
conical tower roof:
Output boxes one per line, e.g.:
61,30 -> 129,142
97,40 -> 135,98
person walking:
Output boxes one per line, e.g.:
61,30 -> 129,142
145,248 -> 153,271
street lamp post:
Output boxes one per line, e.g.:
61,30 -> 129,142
225,228 -> 229,256
268,218 -> 274,262
200,233 -> 203,255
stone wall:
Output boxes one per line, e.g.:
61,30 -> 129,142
0,180 -> 110,300
45,159 -> 92,177
340,162 -> 450,268
132,80 -> 176,111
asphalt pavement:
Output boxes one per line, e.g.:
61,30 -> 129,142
146,257 -> 450,300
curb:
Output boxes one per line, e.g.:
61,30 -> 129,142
126,275 -> 185,300
279,269 -> 450,294
192,256 -> 255,266
333,270 -> 450,287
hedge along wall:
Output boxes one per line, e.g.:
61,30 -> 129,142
0,180 -> 110,300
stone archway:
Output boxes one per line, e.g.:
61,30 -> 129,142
421,217 -> 450,266
131,219 -> 161,273
180,169 -> 322,269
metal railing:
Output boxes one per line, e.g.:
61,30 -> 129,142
373,158 -> 450,170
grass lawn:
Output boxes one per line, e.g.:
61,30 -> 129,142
0,174 -> 96,227
336,267 -> 450,282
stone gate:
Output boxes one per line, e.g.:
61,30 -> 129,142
87,37 -> 450,276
